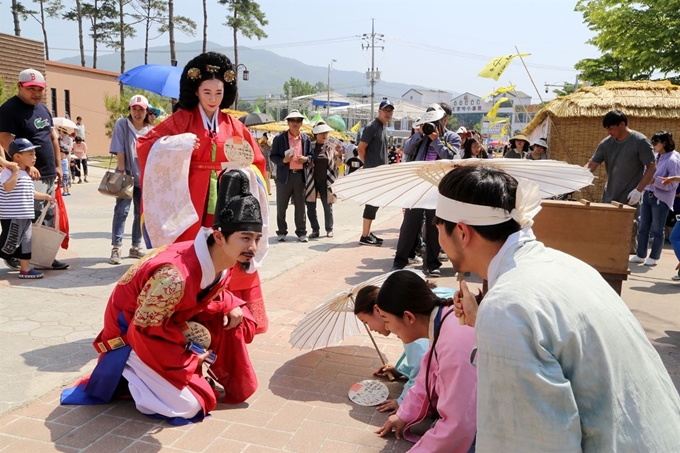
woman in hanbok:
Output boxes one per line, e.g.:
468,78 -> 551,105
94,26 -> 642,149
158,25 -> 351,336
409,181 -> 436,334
375,271 -> 477,453
354,284 -> 429,414
135,52 -> 268,404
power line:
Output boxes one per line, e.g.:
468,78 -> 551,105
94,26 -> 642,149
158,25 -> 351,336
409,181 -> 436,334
383,35 -> 576,72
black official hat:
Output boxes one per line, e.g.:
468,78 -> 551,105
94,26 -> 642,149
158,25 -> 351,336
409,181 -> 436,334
213,169 -> 263,233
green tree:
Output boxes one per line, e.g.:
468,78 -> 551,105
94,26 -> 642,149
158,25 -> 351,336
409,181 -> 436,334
552,82 -> 578,97
218,0 -> 268,108
0,78 -> 19,106
446,116 -> 458,131
282,77 -> 325,98
574,0 -> 680,84
573,53 -> 645,86
16,1 -> 63,60
64,0 -> 118,68
130,0 -> 196,64
12,0 -> 24,36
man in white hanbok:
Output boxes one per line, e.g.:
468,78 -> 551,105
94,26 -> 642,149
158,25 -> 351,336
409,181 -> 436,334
434,164 -> 680,452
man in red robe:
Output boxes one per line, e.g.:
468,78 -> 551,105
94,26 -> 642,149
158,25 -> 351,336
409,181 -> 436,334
61,169 -> 263,423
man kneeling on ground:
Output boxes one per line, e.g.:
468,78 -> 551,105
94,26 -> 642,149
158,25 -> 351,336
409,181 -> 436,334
61,169 -> 263,423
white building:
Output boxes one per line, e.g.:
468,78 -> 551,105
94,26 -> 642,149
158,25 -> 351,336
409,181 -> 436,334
402,88 -> 453,108
449,90 -> 534,133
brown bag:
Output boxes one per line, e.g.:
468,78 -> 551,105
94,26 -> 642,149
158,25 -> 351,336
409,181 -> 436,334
98,123 -> 134,199
98,169 -> 133,199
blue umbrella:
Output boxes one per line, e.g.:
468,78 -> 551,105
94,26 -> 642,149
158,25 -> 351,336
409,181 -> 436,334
117,64 -> 183,98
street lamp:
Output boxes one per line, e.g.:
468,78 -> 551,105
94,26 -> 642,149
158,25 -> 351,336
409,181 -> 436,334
327,59 -> 336,117
234,64 -> 249,110
237,63 -> 250,81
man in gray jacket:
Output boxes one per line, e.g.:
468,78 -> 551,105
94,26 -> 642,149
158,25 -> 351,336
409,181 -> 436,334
270,110 -> 312,242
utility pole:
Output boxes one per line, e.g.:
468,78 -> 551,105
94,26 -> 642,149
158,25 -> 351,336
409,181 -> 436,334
361,19 -> 383,120
327,59 -> 336,117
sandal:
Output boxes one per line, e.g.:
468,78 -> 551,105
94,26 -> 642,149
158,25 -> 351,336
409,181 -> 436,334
18,268 -> 44,279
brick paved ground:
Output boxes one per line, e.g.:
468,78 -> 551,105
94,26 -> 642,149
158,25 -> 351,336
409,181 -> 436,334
0,165 -> 678,452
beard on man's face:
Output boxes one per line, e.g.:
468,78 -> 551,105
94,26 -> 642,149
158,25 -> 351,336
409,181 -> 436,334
237,260 -> 251,271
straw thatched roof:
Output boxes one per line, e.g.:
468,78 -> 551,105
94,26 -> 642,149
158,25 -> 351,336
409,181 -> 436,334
525,80 -> 680,135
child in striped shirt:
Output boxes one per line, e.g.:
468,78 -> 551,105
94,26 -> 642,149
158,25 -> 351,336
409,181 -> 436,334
0,138 -> 54,279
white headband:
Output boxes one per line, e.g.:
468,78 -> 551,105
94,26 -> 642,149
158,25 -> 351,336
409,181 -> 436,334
435,178 -> 542,228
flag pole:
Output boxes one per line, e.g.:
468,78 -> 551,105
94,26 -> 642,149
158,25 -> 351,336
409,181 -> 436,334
515,46 -> 544,103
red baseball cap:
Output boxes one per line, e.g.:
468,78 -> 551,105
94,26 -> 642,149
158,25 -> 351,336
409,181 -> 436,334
18,69 -> 46,88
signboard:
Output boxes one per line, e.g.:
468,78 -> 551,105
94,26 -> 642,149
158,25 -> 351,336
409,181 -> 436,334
312,99 -> 351,108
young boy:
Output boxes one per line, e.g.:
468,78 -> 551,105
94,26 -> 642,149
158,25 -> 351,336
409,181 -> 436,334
345,148 -> 363,175
0,138 -> 54,278
60,147 -> 70,196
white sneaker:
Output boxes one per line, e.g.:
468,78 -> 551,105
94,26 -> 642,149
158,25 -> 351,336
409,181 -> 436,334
643,257 -> 657,266
408,256 -> 423,264
129,246 -> 146,259
109,247 -> 122,265
629,255 -> 645,264
671,272 -> 680,281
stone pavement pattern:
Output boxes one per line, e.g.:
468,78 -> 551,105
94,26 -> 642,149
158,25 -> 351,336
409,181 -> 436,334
0,164 -> 678,452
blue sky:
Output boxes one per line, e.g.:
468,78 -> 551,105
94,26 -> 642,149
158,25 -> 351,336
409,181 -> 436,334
2,0 -> 598,102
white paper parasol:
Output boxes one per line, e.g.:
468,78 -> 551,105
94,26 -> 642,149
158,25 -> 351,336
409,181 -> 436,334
332,159 -> 596,209
289,270 -> 424,351
53,117 -> 78,130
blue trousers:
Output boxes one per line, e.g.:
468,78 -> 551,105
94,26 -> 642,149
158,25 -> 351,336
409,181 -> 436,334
111,186 -> 142,247
636,191 -> 670,260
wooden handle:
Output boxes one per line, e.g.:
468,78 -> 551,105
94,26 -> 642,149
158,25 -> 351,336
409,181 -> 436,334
610,201 -> 624,209
578,199 -> 591,206
457,272 -> 466,325
385,370 -> 396,382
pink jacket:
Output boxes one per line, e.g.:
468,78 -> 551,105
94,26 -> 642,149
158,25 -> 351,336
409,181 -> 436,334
396,306 -> 478,452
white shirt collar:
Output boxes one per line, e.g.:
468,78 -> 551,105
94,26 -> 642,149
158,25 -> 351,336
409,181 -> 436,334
427,307 -> 440,342
198,104 -> 219,133
193,227 -> 221,289
486,227 -> 536,287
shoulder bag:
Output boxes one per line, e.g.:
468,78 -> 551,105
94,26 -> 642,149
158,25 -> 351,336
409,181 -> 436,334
98,120 -> 134,199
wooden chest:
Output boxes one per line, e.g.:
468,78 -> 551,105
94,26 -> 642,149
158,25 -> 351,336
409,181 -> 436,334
532,200 -> 636,294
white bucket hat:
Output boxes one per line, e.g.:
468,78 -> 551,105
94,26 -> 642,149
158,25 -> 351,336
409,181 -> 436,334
530,138 -> 548,150
285,109 -> 305,120
413,108 -> 445,127
312,121 -> 334,135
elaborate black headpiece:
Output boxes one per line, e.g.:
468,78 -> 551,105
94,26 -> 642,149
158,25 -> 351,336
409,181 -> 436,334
178,52 -> 237,111
213,169 -> 262,233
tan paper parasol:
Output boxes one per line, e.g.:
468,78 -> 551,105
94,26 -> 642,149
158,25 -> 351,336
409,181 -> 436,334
332,158 -> 595,209
289,270 -> 425,351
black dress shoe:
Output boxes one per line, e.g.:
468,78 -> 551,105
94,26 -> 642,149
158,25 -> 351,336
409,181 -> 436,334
309,231 -> 320,239
3,257 -> 20,270
51,259 -> 69,270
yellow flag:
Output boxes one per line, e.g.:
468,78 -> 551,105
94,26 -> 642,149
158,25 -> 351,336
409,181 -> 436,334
481,85 -> 516,99
487,97 -> 509,119
350,121 -> 361,134
501,123 -> 509,136
490,117 -> 509,126
478,54 -> 530,81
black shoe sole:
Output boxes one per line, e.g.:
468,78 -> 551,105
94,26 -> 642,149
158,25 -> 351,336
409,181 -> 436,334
359,241 -> 381,246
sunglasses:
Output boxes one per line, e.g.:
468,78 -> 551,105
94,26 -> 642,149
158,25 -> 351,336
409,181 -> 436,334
287,118 -> 303,123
